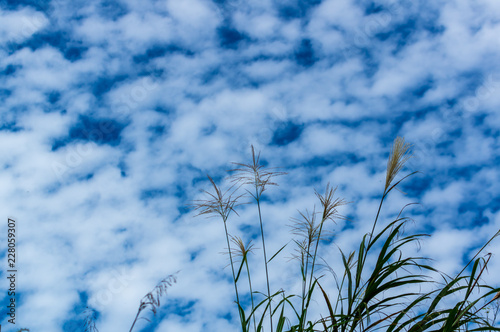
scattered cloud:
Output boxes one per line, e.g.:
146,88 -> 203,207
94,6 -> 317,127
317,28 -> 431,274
1,0 -> 499,330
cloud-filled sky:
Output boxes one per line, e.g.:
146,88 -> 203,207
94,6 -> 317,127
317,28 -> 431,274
0,0 -> 500,331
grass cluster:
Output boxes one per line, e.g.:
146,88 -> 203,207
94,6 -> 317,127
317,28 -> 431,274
80,137 -> 499,332
191,137 -> 500,332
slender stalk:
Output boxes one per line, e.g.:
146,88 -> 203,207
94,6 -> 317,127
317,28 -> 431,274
229,146 -> 285,331
456,254 -> 491,320
299,239 -> 312,331
256,187 -> 273,332
308,219 -> 323,291
361,193 -> 387,283
368,193 -> 386,245
245,256 -> 257,332
474,291 -> 500,320
456,230 -> 500,278
129,309 -> 142,332
191,176 -> 244,330
300,216 -> 325,331
223,217 -> 243,325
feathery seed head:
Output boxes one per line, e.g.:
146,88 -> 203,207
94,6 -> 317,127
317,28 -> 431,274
139,273 -> 178,316
191,175 -> 243,222
385,137 -> 413,192
230,145 -> 286,199
290,209 -> 324,246
315,184 -> 348,223
229,235 -> 255,259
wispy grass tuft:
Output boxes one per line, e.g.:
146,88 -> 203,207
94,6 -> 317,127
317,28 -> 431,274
230,145 -> 286,198
192,175 -> 245,220
81,272 -> 177,332
128,273 -> 178,332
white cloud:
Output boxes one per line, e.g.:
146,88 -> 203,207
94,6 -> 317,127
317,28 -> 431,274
1,0 -> 500,330
0,8 -> 49,44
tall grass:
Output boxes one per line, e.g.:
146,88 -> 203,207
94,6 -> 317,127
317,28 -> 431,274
83,273 -> 178,332
230,146 -> 287,331
83,136 -> 500,332
194,137 -> 500,332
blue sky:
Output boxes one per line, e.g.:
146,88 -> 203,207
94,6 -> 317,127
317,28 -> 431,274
0,0 -> 500,331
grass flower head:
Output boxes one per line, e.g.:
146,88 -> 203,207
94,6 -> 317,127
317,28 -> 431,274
230,145 -> 286,199
385,136 -> 413,192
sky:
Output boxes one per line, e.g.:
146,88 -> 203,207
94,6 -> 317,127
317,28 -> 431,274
0,0 -> 500,331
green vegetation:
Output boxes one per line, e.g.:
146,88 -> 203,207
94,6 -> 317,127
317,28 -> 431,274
83,136 -> 499,331
193,137 -> 500,332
